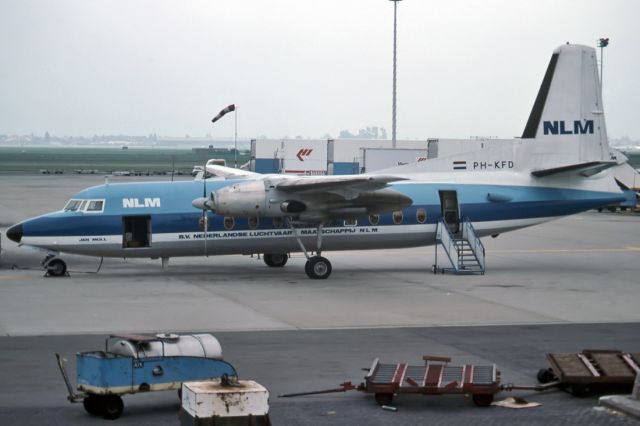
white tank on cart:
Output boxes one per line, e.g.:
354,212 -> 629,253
108,333 -> 223,360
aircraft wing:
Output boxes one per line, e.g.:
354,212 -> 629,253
276,175 -> 407,200
205,164 -> 260,179
271,175 -> 412,221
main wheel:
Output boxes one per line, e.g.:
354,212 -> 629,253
569,384 -> 589,398
472,393 -> 494,407
374,393 -> 393,406
83,395 -> 101,416
101,395 -> 124,420
46,258 -> 67,277
264,253 -> 288,267
537,368 -> 555,384
305,256 -> 332,279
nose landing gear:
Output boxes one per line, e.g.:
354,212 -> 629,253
42,255 -> 68,277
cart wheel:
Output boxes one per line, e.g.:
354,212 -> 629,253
83,395 -> 101,416
537,368 -> 555,384
102,395 -> 124,420
374,393 -> 393,406
472,393 -> 494,407
569,384 -> 589,398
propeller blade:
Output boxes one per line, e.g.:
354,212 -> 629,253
203,159 -> 208,256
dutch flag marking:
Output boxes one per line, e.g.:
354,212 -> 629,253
453,161 -> 467,170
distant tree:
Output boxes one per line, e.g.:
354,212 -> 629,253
44,131 -> 50,141
339,129 -> 356,138
339,127 -> 388,139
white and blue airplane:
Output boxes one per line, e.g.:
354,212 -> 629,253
6,44 -> 624,279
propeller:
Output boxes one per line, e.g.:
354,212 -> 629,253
196,160 -> 210,256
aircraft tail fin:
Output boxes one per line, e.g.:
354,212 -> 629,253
521,44 -> 610,163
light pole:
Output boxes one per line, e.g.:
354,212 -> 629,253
390,0 -> 402,148
597,38 -> 609,90
234,107 -> 238,168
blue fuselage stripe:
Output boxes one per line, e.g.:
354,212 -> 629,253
19,180 -> 623,237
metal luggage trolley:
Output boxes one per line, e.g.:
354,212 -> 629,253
56,333 -> 237,420
365,355 -> 501,406
280,355 -> 502,407
536,349 -> 640,396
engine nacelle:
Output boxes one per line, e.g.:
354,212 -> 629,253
212,180 -> 307,217
212,180 -> 268,216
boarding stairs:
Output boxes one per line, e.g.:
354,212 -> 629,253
433,217 -> 485,275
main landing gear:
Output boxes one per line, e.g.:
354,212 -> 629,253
263,253 -> 288,267
287,220 -> 332,279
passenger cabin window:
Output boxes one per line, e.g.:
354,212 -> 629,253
392,210 -> 403,224
248,217 -> 259,229
224,217 -> 235,230
416,208 -> 427,224
369,214 -> 380,226
344,219 -> 357,227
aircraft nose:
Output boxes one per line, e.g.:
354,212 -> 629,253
6,223 -> 23,243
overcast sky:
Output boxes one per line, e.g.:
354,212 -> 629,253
1,0 -> 639,140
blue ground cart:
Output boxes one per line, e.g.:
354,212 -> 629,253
56,333 -> 237,419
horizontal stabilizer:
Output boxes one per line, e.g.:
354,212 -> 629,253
531,161 -> 617,178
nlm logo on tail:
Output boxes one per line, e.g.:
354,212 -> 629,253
543,120 -> 594,135
122,198 -> 161,208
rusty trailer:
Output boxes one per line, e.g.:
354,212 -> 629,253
364,355 -> 501,407
537,349 -> 640,396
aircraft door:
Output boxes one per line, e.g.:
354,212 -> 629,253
438,190 -> 460,234
123,215 -> 151,248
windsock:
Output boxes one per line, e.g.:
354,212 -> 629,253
211,104 -> 236,123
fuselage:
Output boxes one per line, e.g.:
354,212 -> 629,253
9,169 -> 624,258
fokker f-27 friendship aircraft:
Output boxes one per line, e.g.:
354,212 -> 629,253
6,44 -> 624,279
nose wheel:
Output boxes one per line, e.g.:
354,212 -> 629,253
43,256 -> 68,277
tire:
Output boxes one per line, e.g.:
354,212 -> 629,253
46,258 -> 67,277
537,368 -> 555,384
83,395 -> 102,416
102,395 -> 124,420
263,253 -> 288,267
304,256 -> 332,279
374,393 -> 393,406
570,384 -> 589,398
472,393 -> 494,407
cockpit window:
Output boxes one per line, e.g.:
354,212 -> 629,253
86,200 -> 105,212
64,199 -> 83,211
64,199 -> 105,213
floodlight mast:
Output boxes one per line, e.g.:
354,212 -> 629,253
390,0 -> 402,149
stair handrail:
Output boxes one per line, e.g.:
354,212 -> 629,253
461,217 -> 485,271
436,218 -> 459,271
